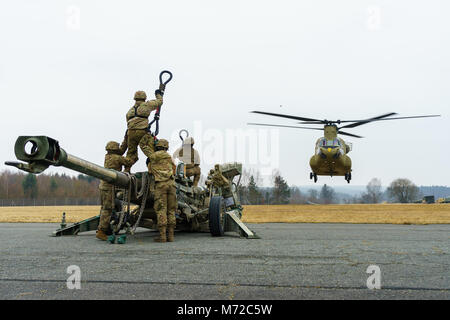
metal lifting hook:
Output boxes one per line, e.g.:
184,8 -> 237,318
179,129 -> 189,142
149,70 -> 173,137
159,70 -> 173,85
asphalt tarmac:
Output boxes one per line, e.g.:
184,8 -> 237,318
0,223 -> 448,299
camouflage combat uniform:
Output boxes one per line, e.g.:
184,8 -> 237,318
97,139 -> 132,240
149,139 -> 177,242
173,137 -> 201,187
124,90 -> 163,172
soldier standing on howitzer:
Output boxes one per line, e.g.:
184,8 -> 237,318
124,83 -> 165,173
96,138 -> 132,241
148,139 -> 177,243
173,136 -> 201,187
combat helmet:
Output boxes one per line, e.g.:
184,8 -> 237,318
156,139 -> 169,150
105,141 -> 120,152
184,137 -> 195,145
134,90 -> 147,101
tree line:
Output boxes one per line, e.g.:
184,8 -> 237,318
0,169 -> 439,205
0,170 -> 99,200
237,170 -> 431,205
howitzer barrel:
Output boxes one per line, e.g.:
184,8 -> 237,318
5,136 -> 130,188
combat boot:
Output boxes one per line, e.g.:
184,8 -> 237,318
154,226 -> 167,243
167,226 -> 175,242
96,230 -> 108,241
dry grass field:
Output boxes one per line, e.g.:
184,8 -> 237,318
0,206 -> 100,223
241,204 -> 450,225
0,203 -> 449,224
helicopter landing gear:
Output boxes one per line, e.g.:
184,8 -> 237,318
345,172 -> 352,184
310,172 -> 318,183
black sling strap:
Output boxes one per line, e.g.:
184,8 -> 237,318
130,104 -> 147,120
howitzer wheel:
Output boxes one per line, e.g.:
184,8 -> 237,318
209,196 -> 225,236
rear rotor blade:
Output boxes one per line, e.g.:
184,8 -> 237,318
339,114 -> 441,123
361,114 -> 441,122
340,113 -> 440,129
339,112 -> 398,129
251,111 -> 325,123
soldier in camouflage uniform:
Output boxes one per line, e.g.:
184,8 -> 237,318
96,138 -> 132,241
173,136 -> 201,187
124,85 -> 165,172
148,139 -> 177,243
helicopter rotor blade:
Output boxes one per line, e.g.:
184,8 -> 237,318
251,111 -> 325,123
339,113 -> 441,129
247,123 -> 324,131
358,114 -> 441,122
338,112 -> 398,129
248,123 -> 365,138
337,130 -> 364,138
297,121 -> 326,125
338,114 -> 441,124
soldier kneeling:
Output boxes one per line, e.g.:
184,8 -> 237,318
148,139 -> 177,242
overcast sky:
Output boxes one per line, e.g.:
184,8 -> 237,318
0,0 -> 449,187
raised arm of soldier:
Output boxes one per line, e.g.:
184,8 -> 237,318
118,131 -> 128,156
124,88 -> 164,173
139,89 -> 164,119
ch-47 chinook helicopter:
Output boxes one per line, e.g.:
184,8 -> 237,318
248,111 -> 440,183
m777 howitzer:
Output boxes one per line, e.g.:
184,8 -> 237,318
5,136 -> 258,239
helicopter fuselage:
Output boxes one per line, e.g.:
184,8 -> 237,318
309,125 -> 352,182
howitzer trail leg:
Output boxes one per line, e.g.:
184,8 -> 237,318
52,215 -> 100,236
224,210 -> 259,239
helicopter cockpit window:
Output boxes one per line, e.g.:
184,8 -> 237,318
316,138 -> 345,155
318,138 -> 341,148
